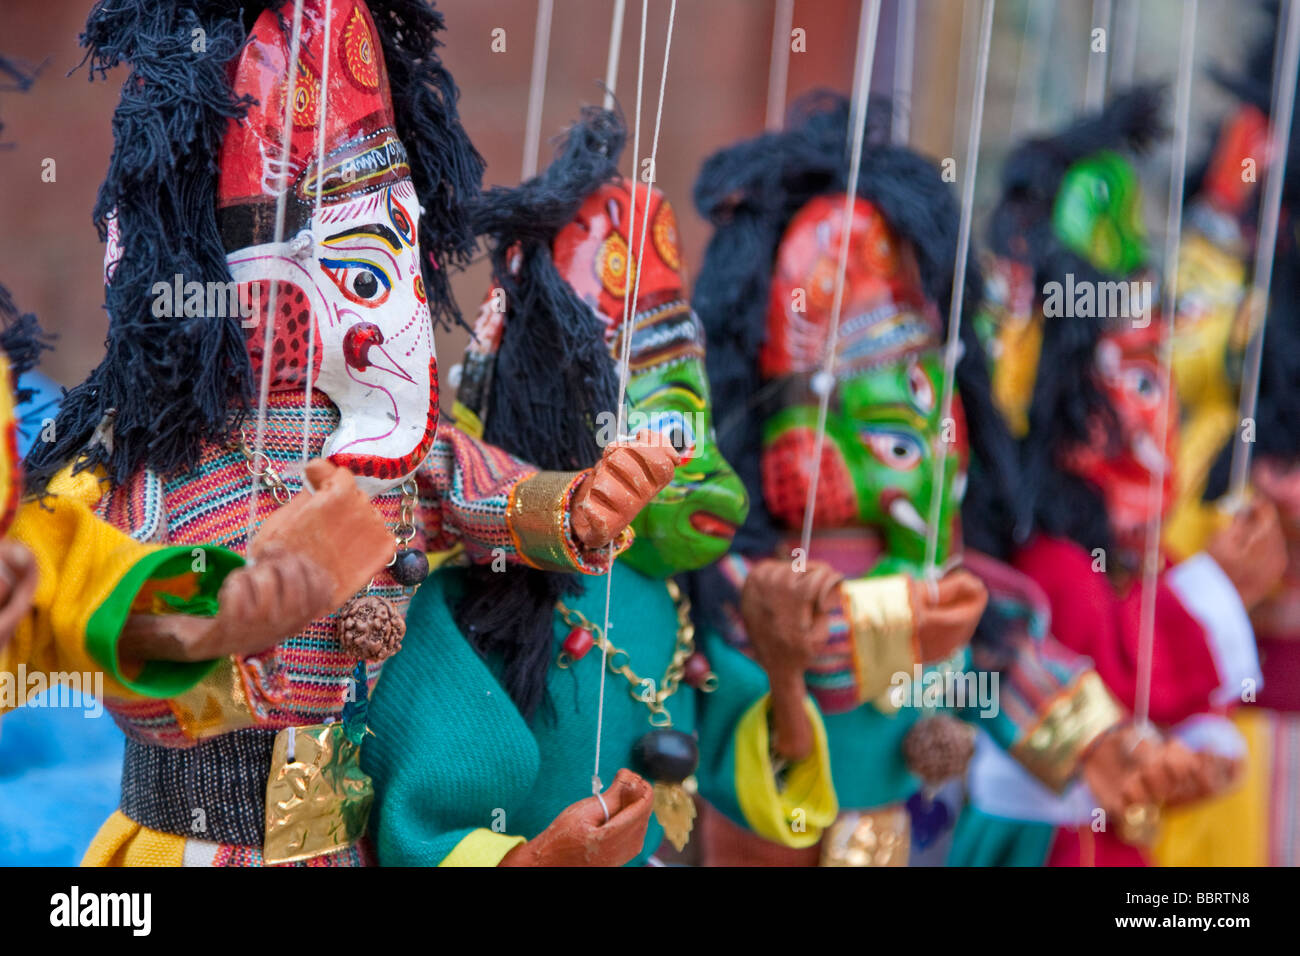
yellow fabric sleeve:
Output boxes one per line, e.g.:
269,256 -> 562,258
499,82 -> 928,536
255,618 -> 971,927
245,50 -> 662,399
734,693 -> 838,848
2,468 -> 240,710
438,829 -> 527,867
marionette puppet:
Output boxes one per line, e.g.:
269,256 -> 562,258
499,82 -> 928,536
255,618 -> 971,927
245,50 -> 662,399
24,0 -> 673,867
1157,23 -> 1300,867
0,56 -> 370,716
682,93 -> 1195,867
969,87 -> 1282,866
362,107 -> 838,867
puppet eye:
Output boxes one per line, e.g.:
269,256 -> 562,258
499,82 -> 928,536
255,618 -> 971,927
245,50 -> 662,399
322,258 -> 392,306
1123,363 -> 1162,408
652,201 -> 682,272
906,360 -> 935,414
388,191 -> 415,246
648,410 -> 696,463
864,427 -> 923,470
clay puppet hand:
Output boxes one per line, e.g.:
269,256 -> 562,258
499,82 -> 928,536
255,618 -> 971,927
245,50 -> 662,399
569,430 -> 680,549
741,559 -> 987,761
118,459 -> 393,667
1205,497 -> 1287,609
0,539 -> 37,649
498,768 -> 655,867
1083,725 -> 1240,840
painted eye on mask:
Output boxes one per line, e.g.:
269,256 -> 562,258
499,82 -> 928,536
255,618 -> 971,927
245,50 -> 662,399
648,410 -> 696,463
906,360 -> 935,414
1122,362 -> 1162,409
863,427 -> 923,470
321,258 -> 392,307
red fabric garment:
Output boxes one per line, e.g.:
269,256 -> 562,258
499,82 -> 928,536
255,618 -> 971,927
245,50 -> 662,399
1011,535 -> 1222,725
1047,825 -> 1149,867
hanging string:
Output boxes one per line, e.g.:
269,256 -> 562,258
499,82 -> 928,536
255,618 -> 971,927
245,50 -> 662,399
950,0 -> 977,164
1109,0 -> 1140,92
1227,0 -> 1300,503
766,0 -> 796,132
797,0 -> 881,560
603,0 -> 626,110
303,0 -> 335,467
921,0 -> 996,582
892,0 -> 916,145
247,0 -> 307,543
1133,0 -> 1198,732
1083,0 -> 1113,111
521,0 -> 555,180
1009,0 -> 1053,140
591,0 -> 677,816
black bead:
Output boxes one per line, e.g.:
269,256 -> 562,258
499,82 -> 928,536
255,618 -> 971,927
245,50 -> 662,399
633,728 -> 698,784
391,548 -> 430,587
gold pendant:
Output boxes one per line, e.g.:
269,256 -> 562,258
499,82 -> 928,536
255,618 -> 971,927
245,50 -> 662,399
263,722 -> 374,865
652,780 -> 696,852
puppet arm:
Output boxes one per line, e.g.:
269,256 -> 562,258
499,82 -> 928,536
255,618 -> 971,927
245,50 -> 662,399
1,468 -> 243,711
1012,535 -> 1257,726
416,425 -> 675,574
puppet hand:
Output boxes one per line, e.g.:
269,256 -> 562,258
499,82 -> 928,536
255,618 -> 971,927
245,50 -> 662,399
570,431 -> 680,550
0,540 -> 39,649
1207,498 -> 1286,609
910,569 -> 987,663
1084,727 -> 1237,824
119,547 -> 336,665
499,769 -> 654,867
741,558 -> 842,679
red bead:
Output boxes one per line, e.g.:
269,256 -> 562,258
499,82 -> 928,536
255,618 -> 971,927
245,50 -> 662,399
683,652 -> 711,688
563,627 -> 594,660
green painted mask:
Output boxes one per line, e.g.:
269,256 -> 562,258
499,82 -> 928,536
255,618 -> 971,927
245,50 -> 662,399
1052,150 -> 1148,276
760,351 -> 967,576
619,306 -> 750,578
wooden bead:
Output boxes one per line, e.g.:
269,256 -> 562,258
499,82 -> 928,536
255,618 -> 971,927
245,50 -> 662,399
562,627 -> 594,661
336,595 -> 406,662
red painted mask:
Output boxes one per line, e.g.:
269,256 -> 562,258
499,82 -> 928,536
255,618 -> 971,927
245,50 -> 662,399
1062,317 -> 1179,558
216,0 -> 436,495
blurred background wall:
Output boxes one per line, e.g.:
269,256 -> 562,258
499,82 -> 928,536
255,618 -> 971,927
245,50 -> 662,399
0,0 -> 1268,396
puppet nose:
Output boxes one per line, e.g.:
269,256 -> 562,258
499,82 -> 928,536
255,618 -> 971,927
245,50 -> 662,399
344,322 -> 384,371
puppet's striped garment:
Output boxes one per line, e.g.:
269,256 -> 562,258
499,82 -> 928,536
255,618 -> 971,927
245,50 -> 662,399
84,390 -> 605,866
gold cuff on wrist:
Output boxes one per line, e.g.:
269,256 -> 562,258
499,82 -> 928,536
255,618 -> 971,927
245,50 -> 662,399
507,470 -> 585,572
1011,671 -> 1124,793
841,575 -> 915,706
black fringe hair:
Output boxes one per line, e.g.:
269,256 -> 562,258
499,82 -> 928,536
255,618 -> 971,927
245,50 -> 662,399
0,285 -> 52,407
454,106 -> 624,721
687,91 -> 1019,634
995,86 -> 1168,557
25,0 -> 482,495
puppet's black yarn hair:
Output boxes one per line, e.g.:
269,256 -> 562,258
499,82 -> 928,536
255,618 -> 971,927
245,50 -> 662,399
688,91 -> 1019,635
994,87 -> 1167,557
26,0 -> 483,496
693,92 -> 1016,555
0,285 -> 52,406
454,107 -> 624,721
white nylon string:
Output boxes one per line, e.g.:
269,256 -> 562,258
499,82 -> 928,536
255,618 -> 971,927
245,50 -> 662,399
1227,0 -> 1300,502
521,0 -> 555,181
921,0 -> 996,581
1009,0 -> 1053,140
1110,0 -> 1140,93
1084,0 -> 1113,111
766,0 -> 796,132
304,0 -> 335,466
592,0 -> 676,812
247,0 -> 307,543
797,0 -> 881,559
603,0 -> 627,110
892,0 -> 916,145
1134,0 -> 1198,732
